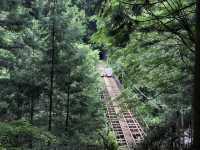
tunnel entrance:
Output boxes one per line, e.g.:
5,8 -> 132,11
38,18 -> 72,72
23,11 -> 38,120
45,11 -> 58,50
99,50 -> 107,60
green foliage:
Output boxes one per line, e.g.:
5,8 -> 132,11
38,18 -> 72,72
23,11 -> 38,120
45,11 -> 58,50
0,120 -> 57,148
106,131 -> 119,150
91,27 -> 113,46
0,0 -> 107,149
91,0 -> 194,148
99,129 -> 119,150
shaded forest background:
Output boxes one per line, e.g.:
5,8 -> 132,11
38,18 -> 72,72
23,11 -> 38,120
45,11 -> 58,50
0,0 -> 199,150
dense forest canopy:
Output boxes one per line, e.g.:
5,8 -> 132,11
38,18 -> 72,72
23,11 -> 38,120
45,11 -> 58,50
0,0 -> 108,149
0,0 -> 199,149
90,0 -> 197,149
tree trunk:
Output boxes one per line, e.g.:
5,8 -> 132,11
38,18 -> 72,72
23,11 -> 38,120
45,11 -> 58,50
30,96 -> 34,124
16,86 -> 22,119
193,0 -> 200,148
65,71 -> 70,132
48,0 -> 56,132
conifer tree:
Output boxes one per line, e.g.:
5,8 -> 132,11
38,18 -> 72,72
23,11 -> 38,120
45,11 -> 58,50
0,0 -> 106,148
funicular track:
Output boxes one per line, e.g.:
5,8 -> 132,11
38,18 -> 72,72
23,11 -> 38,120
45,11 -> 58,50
98,64 -> 145,149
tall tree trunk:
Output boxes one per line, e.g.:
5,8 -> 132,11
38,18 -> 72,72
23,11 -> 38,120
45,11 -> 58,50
193,0 -> 200,148
65,71 -> 70,132
48,0 -> 56,132
30,96 -> 34,124
16,86 -> 22,119
29,96 -> 34,149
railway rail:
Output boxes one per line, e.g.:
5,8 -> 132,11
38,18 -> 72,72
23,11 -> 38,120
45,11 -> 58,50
98,63 -> 145,149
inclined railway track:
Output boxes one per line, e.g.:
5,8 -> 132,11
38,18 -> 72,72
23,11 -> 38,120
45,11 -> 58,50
98,64 -> 145,149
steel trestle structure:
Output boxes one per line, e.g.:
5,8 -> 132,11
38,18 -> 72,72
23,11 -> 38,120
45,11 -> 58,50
98,64 -> 145,149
